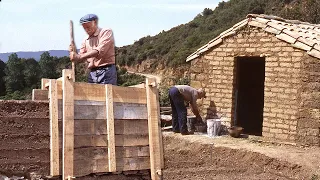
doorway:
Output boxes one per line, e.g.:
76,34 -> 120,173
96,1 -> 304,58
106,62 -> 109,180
234,57 -> 265,136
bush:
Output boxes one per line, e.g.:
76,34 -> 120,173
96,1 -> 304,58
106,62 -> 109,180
159,85 -> 170,107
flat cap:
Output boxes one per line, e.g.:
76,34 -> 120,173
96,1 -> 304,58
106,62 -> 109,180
80,14 -> 98,24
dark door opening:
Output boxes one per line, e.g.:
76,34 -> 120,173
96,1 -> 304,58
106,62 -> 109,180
234,57 -> 265,136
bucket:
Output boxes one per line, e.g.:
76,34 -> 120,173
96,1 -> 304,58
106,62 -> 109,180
207,119 -> 221,137
187,116 -> 196,132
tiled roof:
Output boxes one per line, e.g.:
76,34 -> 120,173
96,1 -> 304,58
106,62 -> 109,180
186,14 -> 320,62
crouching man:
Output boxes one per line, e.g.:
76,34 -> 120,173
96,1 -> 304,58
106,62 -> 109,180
169,85 -> 206,135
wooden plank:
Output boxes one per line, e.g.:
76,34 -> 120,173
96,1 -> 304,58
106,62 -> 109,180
70,83 -> 147,104
69,134 -> 149,148
57,81 -> 62,99
58,101 -> 148,120
49,80 -> 59,176
60,119 -> 148,136
114,119 -> 148,135
41,78 -> 50,90
32,89 -> 48,101
73,82 -> 105,101
112,86 -> 147,104
114,102 -> 148,119
62,69 -> 74,180
146,78 -> 163,180
106,84 -> 116,172
115,146 -> 150,158
73,157 -> 150,177
73,146 -> 150,161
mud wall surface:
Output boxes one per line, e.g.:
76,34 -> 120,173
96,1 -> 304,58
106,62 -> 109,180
0,100 -> 50,177
0,100 -> 151,180
297,55 -> 320,146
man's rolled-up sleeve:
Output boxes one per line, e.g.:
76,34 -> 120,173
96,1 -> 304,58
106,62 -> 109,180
93,29 -> 113,58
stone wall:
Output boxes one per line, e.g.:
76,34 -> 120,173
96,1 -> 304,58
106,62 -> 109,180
297,55 -> 320,146
190,26 -> 312,144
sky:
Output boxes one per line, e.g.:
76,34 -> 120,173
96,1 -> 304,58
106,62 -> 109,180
0,0 -> 223,53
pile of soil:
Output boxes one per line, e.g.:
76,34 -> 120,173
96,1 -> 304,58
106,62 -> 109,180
162,133 -> 314,180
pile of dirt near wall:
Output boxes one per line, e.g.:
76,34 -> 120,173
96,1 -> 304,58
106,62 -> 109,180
162,134 -> 311,180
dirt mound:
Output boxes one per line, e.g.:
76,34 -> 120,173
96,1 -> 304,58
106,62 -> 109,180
163,134 -> 310,180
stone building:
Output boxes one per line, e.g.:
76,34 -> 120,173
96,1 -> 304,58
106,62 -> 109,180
186,14 -> 320,146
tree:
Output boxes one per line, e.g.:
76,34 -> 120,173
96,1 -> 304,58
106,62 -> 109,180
23,58 -> 41,89
202,8 -> 214,16
39,52 -> 58,79
0,59 -> 6,96
4,53 -> 25,93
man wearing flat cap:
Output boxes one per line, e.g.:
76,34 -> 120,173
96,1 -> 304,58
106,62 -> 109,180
69,14 -> 117,85
168,85 -> 206,135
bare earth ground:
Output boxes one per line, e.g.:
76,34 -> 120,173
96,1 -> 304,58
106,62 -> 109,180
162,132 -> 320,180
1,101 -> 320,180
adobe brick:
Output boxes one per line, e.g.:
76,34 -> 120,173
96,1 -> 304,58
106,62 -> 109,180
263,43 -> 273,47
289,125 -> 297,131
263,127 -> 270,132
282,47 -> 294,52
271,88 -> 284,93
276,123 -> 289,129
275,133 -> 288,140
278,52 -> 289,56
268,62 -> 279,67
271,47 -> 282,52
292,52 -> 304,56
270,128 -> 283,133
263,132 -> 275,138
213,48 -> 223,52
209,61 -> 219,65
263,122 -> 276,128
260,47 -> 271,52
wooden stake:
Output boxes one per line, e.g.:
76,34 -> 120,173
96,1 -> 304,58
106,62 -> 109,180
106,84 -> 116,172
62,69 -> 74,180
41,78 -> 50,90
146,78 -> 163,180
70,20 -> 76,82
49,80 -> 59,176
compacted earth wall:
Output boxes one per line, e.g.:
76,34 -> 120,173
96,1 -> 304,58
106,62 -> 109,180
0,100 -> 150,180
0,100 -> 50,177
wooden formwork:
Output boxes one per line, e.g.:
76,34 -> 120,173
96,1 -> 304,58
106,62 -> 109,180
33,69 -> 163,180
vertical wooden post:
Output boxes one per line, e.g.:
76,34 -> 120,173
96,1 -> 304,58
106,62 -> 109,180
62,69 -> 74,180
41,78 -> 50,90
49,80 -> 59,176
146,78 -> 163,180
157,93 -> 165,169
106,84 -> 116,172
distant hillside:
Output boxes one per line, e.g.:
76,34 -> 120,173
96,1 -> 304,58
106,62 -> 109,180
0,50 -> 69,62
116,0 -> 320,70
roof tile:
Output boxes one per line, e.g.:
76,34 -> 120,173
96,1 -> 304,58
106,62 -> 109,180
292,41 -> 312,51
283,29 -> 301,39
276,33 -> 297,44
264,26 -> 281,34
308,49 -> 320,59
313,44 -> 320,51
186,14 -> 320,62
248,20 -> 267,29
